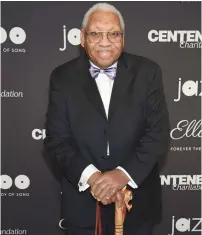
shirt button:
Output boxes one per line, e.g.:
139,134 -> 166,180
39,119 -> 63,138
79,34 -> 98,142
79,182 -> 82,186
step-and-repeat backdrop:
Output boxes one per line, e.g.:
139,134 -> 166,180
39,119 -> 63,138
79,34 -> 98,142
1,2 -> 201,235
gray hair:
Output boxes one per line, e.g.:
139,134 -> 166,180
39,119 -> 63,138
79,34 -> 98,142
81,3 -> 125,32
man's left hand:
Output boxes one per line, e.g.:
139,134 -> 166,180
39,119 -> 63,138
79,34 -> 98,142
91,169 -> 129,202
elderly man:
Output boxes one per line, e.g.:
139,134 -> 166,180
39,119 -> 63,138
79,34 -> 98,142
44,2 -> 170,235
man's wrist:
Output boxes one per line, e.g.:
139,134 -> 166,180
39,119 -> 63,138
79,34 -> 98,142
116,168 -> 130,184
116,166 -> 138,189
78,164 -> 100,191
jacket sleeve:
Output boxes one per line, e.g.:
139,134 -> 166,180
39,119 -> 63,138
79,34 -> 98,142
121,64 -> 170,187
44,69 -> 90,189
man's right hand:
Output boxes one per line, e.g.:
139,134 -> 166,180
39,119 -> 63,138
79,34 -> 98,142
88,172 -> 125,207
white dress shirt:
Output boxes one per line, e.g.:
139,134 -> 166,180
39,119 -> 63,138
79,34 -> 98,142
78,60 -> 138,192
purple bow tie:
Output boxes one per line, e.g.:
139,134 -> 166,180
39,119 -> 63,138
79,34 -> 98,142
89,65 -> 117,80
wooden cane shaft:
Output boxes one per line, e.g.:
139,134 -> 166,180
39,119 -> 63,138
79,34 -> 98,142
115,203 -> 124,235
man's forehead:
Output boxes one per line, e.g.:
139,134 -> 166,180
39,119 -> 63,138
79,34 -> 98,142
87,11 -> 121,30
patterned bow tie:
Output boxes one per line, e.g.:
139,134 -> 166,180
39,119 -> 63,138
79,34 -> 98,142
89,65 -> 117,80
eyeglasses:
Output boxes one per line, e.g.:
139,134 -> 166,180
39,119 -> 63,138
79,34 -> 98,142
85,31 -> 124,43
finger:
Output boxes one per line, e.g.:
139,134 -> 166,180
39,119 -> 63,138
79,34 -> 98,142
91,182 -> 99,194
104,187 -> 117,200
91,178 -> 104,194
118,190 -> 125,198
116,191 -> 124,208
91,191 -> 97,200
106,197 -> 113,204
111,195 -> 117,203
94,182 -> 107,199
91,182 -> 102,198
101,195 -> 114,205
101,197 -> 109,205
97,184 -> 111,201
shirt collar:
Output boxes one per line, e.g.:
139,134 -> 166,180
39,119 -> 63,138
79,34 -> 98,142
89,60 -> 118,69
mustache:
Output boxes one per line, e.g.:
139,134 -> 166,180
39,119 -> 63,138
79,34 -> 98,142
96,48 -> 112,51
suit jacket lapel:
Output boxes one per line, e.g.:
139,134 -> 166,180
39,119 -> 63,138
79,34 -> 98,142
79,52 -> 108,121
108,53 -> 135,122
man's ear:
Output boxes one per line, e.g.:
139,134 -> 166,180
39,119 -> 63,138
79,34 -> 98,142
80,29 -> 85,48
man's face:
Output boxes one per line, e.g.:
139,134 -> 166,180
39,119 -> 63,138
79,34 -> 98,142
81,11 -> 124,68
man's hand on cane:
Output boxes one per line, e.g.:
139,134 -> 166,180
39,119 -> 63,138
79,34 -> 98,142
92,187 -> 125,207
88,170 -> 129,207
105,190 -> 125,208
88,171 -> 133,235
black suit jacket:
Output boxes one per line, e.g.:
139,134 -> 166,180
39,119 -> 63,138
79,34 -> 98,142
44,51 -> 170,230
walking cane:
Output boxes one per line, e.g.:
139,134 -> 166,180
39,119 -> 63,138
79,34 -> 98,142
94,186 -> 133,235
114,186 -> 133,235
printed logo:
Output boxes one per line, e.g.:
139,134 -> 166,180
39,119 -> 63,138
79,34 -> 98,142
170,146 -> 201,152
32,129 -> 46,140
1,27 -> 27,53
59,25 -> 81,51
0,90 -> 23,98
174,78 -> 201,102
160,175 -> 202,191
59,219 -> 67,230
0,174 -> 30,197
169,216 -> 202,235
0,229 -> 28,234
148,30 -> 202,48
170,120 -> 202,140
